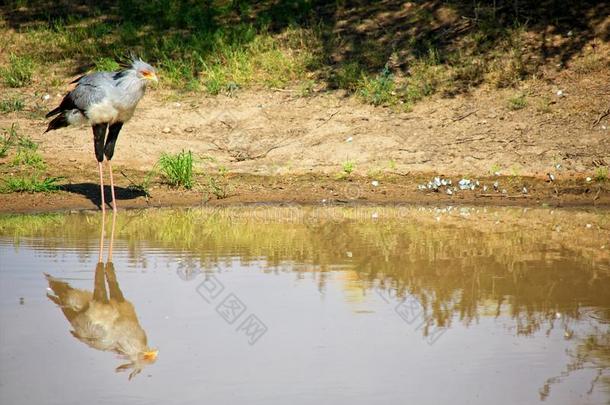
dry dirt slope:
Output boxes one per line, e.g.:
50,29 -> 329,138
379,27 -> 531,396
4,64 -> 608,178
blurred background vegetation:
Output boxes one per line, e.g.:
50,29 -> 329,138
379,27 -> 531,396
0,0 -> 608,107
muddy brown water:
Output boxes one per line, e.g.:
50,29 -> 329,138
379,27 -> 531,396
0,206 -> 609,405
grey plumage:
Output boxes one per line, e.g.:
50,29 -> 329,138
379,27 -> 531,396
46,59 -> 157,132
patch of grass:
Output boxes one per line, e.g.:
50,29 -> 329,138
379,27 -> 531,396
1,176 -> 63,193
8,132 -> 44,169
94,57 -> 120,72
158,150 -> 194,189
206,175 -> 231,199
298,79 -> 315,97
594,167 -> 608,182
331,62 -> 364,91
490,163 -> 502,175
508,94 -> 527,110
336,159 -> 356,179
402,49 -> 444,104
358,66 -> 397,106
0,54 -> 34,88
0,124 -> 19,158
12,149 -> 45,169
0,97 -> 25,113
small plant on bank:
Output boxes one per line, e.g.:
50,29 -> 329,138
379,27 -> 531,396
336,159 -> 356,179
507,94 -> 527,110
0,124 -> 19,158
158,150 -> 194,189
358,66 -> 396,106
1,175 -> 63,193
595,167 -> 609,182
0,97 -> 25,113
489,163 -> 502,175
10,133 -> 45,169
1,54 -> 34,88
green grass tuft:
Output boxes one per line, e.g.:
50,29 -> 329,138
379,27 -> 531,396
594,167 -> 608,182
158,150 -> 194,189
337,159 -> 356,179
358,66 -> 396,106
1,54 -> 34,88
0,97 -> 25,113
1,176 -> 63,193
94,57 -> 120,72
0,124 -> 19,158
508,94 -> 527,110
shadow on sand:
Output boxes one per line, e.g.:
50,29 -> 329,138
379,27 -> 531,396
61,183 -> 147,210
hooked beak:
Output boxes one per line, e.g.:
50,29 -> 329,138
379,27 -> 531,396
148,73 -> 159,83
142,349 -> 158,361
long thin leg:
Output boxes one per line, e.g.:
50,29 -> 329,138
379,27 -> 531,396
98,162 -> 106,214
104,122 -> 123,211
107,209 -> 117,262
108,162 -> 117,211
98,209 -> 106,263
93,124 -> 108,211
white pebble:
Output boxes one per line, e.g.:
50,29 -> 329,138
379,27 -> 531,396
346,136 -> 353,143
586,177 -> 592,182
371,212 -> 379,219
371,180 -> 379,187
556,90 -> 564,97
162,127 -> 171,133
43,94 -> 50,101
586,224 -> 592,229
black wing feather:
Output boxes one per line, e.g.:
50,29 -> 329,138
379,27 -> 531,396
45,93 -> 78,118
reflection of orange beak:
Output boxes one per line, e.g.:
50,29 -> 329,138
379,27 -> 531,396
142,350 -> 158,361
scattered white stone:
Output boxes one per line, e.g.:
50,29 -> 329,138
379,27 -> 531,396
371,180 -> 379,187
547,173 -> 556,182
446,188 -> 453,195
555,312 -> 562,319
494,171 -> 501,176
371,212 -> 379,219
321,199 -> 327,203
567,31 -> 573,37
458,178 -> 472,190
556,90 -> 564,97
586,224 -> 592,229
162,127 -> 171,134
522,187 -> 528,194
346,136 -> 353,143
174,102 -> 182,107
501,189 -> 507,194
346,251 -> 353,258
555,163 -> 561,169
586,177 -> 592,182
43,94 -> 50,101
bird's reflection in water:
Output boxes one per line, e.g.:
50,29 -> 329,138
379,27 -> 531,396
45,211 -> 157,380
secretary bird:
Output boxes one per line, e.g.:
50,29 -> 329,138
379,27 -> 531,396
45,57 -> 158,211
